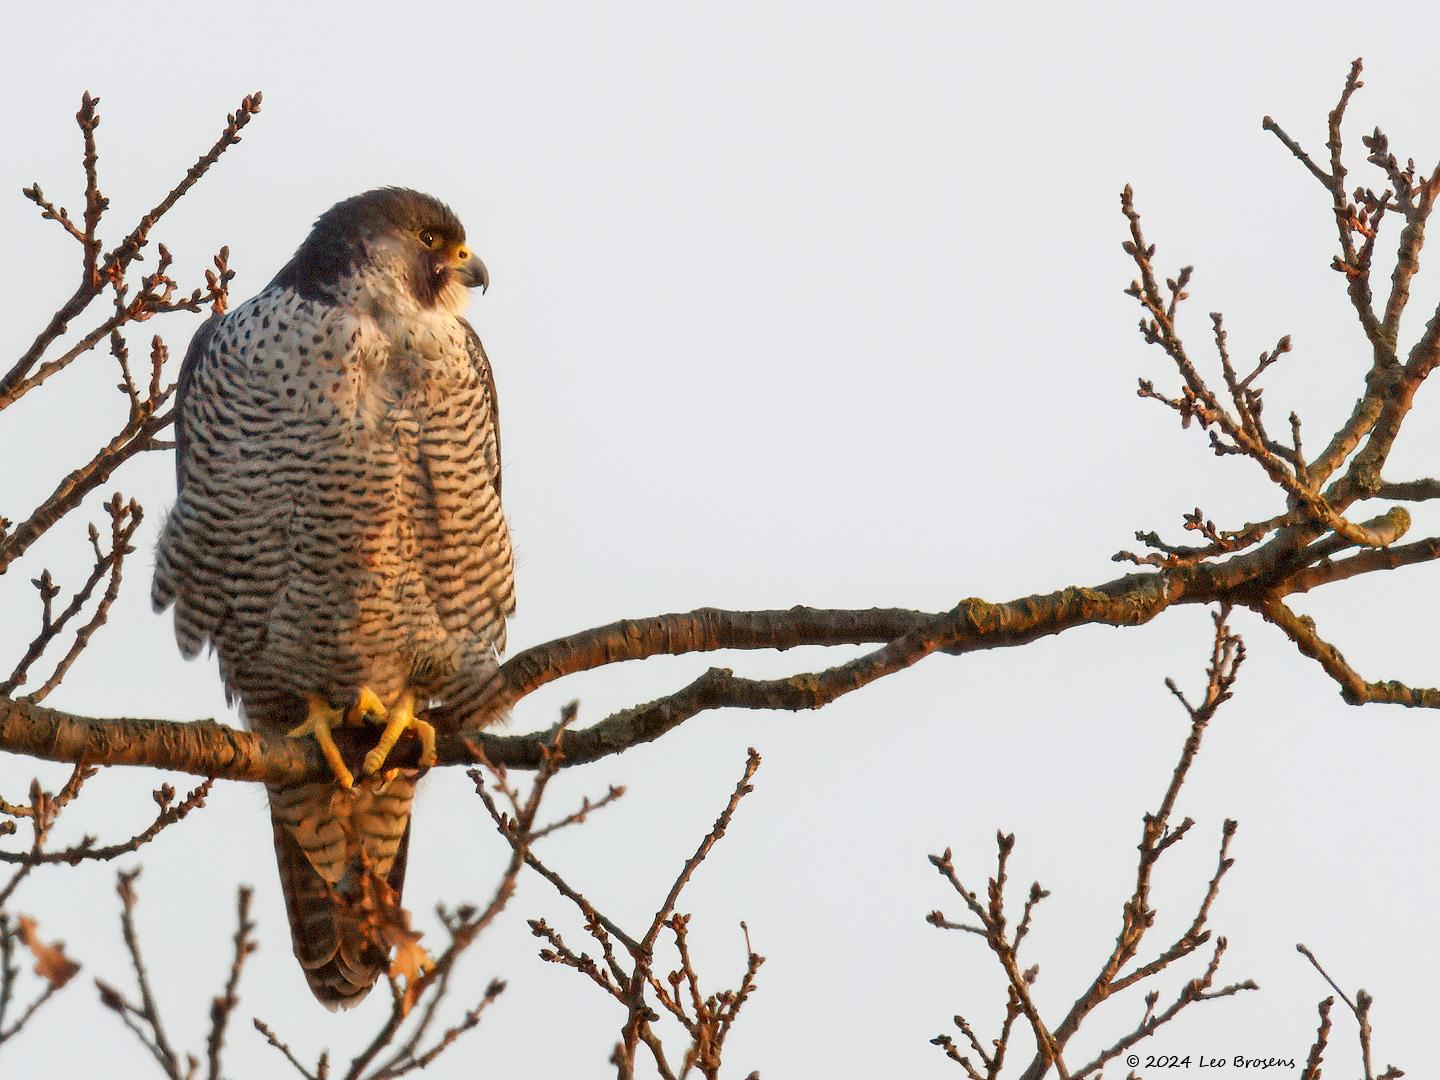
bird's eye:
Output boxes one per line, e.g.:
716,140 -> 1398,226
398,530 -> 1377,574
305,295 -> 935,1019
419,229 -> 443,250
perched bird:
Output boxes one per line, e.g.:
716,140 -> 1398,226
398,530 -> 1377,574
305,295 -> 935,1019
153,188 -> 514,1008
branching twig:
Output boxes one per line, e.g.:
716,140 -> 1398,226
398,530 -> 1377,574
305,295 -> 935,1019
206,887 -> 256,1080
477,746 -> 764,1080
0,778 -> 212,866
3,494 -> 143,701
1297,946 -> 1404,1080
930,611 -> 1257,1079
92,873 -> 259,1080
95,870 -> 188,1080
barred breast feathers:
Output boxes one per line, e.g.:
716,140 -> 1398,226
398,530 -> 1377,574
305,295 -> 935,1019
153,274 -> 514,727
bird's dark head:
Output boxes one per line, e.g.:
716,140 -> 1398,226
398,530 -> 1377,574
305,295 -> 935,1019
271,187 -> 488,310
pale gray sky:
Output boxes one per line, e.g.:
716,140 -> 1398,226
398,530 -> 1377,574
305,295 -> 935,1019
2,2 -> 1437,1076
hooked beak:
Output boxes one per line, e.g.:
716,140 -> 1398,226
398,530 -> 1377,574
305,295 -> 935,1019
452,247 -> 489,292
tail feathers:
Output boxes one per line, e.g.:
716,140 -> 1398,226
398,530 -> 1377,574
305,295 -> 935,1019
267,777 -> 416,1010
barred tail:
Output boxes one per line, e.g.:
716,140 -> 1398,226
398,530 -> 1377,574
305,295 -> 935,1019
267,776 -> 415,1010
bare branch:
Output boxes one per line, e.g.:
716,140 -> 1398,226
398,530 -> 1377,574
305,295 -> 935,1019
0,778 -> 212,866
1297,946 -> 1404,1080
478,748 -> 764,1079
205,887 -> 256,1080
1259,595 -> 1440,707
931,612 -> 1255,1079
3,494 -> 143,700
0,91 -> 259,407
95,870 -> 186,1080
253,1020 -> 325,1080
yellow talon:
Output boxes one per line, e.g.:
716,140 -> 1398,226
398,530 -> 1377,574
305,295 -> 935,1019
288,694 -> 354,790
362,690 -> 437,775
347,685 -> 388,726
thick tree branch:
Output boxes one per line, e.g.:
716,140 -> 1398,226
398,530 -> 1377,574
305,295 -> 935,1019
1372,477 -> 1440,501
0,571 -> 1236,783
4,499 -> 1439,785
1257,596 -> 1440,707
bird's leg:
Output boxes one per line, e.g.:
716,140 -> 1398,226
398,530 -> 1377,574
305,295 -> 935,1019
361,689 -> 437,776
288,694 -> 355,790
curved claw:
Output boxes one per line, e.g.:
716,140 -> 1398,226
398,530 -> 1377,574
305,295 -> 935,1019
362,690 -> 437,776
288,695 -> 354,790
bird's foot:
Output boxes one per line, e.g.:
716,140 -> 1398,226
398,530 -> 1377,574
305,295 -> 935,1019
288,694 -> 355,790
362,689 -> 437,776
346,685 -> 389,726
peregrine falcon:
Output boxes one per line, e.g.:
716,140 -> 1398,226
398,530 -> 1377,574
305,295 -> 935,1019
152,189 -> 514,1008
